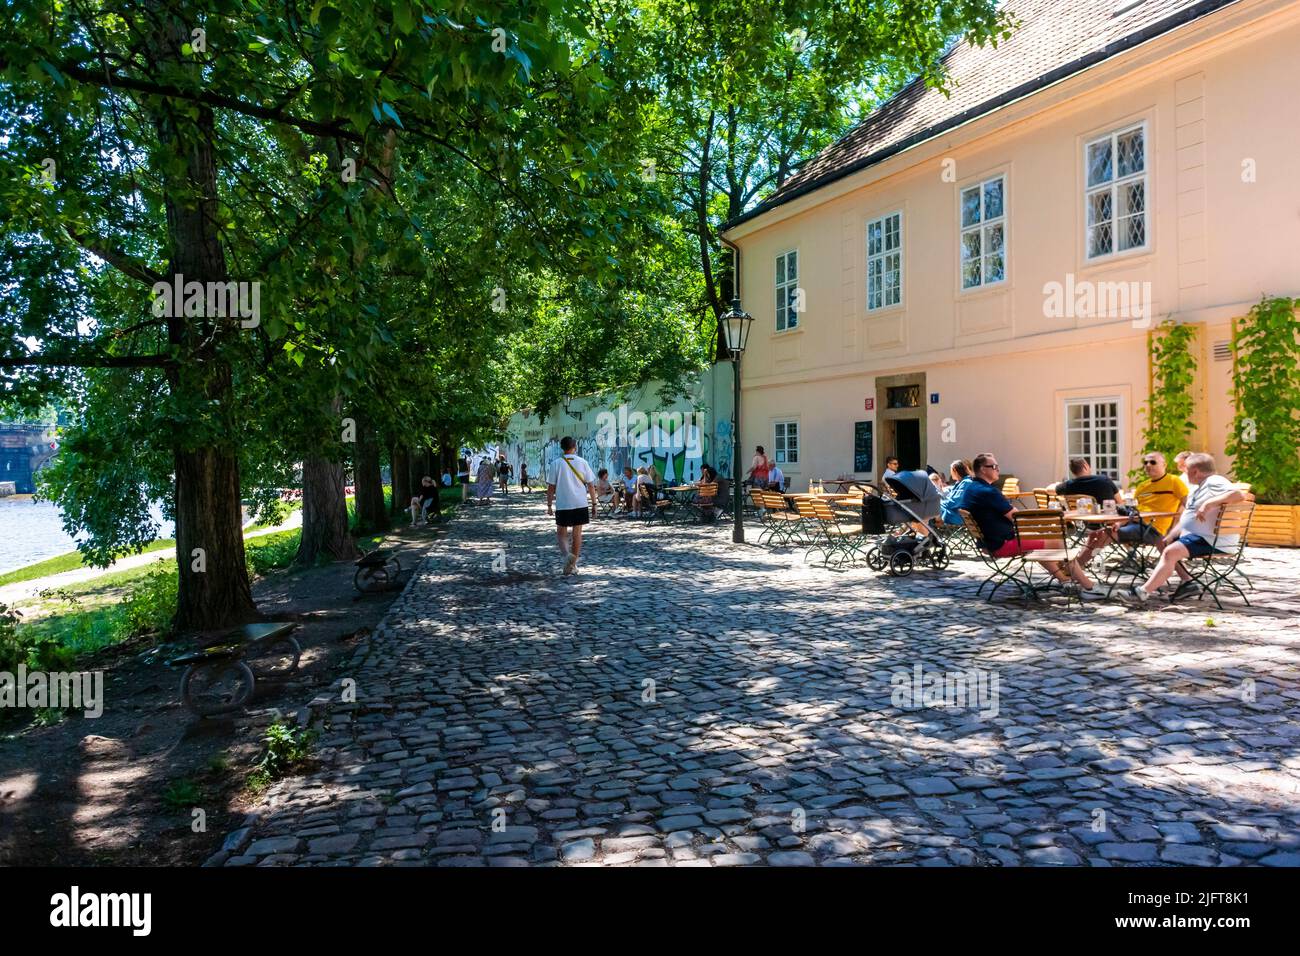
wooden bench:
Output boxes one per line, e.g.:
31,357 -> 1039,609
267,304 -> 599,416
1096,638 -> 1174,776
168,622 -> 301,717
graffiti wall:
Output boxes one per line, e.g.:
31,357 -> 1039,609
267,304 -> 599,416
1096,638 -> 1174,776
468,369 -> 735,487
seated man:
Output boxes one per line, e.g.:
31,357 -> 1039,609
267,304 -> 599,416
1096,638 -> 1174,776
615,466 -> 637,514
1054,457 -> 1119,507
594,468 -> 616,510
766,462 -> 785,492
1074,452 -> 1187,569
1123,453 -> 1245,603
409,475 -> 441,526
881,457 -> 900,482
965,453 -> 1098,592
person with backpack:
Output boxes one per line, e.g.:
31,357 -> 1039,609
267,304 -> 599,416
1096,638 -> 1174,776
546,436 -> 599,575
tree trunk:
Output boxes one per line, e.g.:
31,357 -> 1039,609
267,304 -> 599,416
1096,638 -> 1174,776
352,411 -> 387,533
296,456 -> 358,564
390,444 -> 410,518
149,5 -> 257,630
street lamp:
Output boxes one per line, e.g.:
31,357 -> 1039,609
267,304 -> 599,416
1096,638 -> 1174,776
718,297 -> 753,543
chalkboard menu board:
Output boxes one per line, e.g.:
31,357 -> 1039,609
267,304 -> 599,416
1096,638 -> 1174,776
854,421 -> 873,473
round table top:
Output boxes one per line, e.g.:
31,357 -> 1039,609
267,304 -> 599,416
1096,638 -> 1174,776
786,492 -> 858,501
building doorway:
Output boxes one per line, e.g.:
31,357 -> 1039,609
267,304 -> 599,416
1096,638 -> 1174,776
874,372 -> 927,475
894,418 -> 921,471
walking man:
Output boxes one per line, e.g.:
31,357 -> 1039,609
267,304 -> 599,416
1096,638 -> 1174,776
546,436 -> 598,575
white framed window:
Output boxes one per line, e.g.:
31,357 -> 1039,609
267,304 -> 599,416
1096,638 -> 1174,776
1064,397 -> 1122,480
1085,123 -> 1147,259
775,250 -> 799,331
960,175 -> 1006,289
773,420 -> 799,465
866,211 -> 902,310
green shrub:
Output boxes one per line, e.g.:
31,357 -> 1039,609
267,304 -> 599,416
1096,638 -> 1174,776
248,720 -> 317,790
1227,296 -> 1300,503
245,530 -> 303,575
161,778 -> 204,811
1133,320 -> 1198,485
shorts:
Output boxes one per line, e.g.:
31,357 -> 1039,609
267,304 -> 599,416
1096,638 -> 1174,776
1179,533 -> 1223,558
1116,522 -> 1163,545
991,538 -> 1048,558
555,506 -> 590,527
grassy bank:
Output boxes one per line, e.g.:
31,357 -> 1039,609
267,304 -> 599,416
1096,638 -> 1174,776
0,503 -> 303,588
0,525 -> 395,674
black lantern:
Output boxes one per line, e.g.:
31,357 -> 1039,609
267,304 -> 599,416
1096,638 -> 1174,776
719,297 -> 754,359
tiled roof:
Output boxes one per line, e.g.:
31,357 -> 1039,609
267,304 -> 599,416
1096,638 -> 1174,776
726,0 -> 1238,230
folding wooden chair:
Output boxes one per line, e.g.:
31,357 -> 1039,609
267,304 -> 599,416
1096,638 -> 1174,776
687,482 -> 719,523
758,491 -> 805,546
1011,509 -> 1078,606
810,499 -> 868,567
1178,501 -> 1255,609
959,509 -> 1032,602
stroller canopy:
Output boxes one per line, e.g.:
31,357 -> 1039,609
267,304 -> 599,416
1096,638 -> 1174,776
883,469 -> 942,520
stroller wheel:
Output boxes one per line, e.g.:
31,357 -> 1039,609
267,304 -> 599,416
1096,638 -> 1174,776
866,547 -> 887,572
889,551 -> 914,577
929,545 -> 950,570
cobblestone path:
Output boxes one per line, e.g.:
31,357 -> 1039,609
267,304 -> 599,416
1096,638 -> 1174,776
214,495 -> 1300,867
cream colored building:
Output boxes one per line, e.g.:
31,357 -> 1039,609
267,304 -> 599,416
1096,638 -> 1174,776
721,0 -> 1300,492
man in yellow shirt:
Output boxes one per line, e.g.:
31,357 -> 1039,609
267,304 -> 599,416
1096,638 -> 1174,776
1076,452 -> 1188,564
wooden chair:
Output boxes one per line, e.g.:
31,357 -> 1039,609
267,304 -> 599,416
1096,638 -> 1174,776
1001,477 -> 1021,497
1011,509 -> 1078,605
796,499 -> 867,568
688,482 -> 719,523
757,491 -> 804,546
1178,501 -> 1255,609
959,509 -> 1032,602
1032,488 -> 1054,509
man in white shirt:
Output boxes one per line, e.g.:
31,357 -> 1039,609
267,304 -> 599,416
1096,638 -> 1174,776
766,463 -> 785,492
546,436 -> 598,575
1124,452 -> 1245,603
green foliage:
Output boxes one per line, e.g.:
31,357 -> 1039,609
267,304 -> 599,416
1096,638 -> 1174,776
1226,296 -> 1300,504
0,568 -> 176,672
1133,320 -> 1198,484
161,778 -> 204,811
249,721 -> 317,790
245,530 -> 306,575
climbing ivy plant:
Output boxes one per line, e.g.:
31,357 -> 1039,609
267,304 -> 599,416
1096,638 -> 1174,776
1133,320 -> 1198,485
1226,296 -> 1300,504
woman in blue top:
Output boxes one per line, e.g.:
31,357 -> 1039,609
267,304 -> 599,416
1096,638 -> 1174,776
939,459 -> 975,526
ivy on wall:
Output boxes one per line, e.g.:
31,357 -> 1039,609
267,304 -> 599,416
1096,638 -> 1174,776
1133,319 -> 1198,485
1226,296 -> 1300,504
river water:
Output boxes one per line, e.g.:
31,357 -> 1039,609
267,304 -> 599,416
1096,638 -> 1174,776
0,497 -> 174,576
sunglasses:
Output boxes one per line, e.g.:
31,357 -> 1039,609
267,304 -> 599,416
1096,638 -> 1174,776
1142,459 -> 1159,465
982,463 -> 1000,471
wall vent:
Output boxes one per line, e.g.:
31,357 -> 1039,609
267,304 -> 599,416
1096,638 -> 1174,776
1213,340 -> 1232,362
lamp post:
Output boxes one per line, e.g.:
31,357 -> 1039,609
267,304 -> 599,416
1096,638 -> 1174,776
718,297 -> 754,544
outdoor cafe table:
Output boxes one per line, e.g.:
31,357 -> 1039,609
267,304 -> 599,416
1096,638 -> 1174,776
1062,509 -> 1179,582
663,484 -> 697,521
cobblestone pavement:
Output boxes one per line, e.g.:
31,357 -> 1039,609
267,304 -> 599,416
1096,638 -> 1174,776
214,495 -> 1300,867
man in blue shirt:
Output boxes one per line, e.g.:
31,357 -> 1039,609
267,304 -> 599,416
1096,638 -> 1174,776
965,452 -> 1099,593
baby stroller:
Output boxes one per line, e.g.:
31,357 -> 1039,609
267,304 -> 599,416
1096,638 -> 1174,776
863,470 -> 949,576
